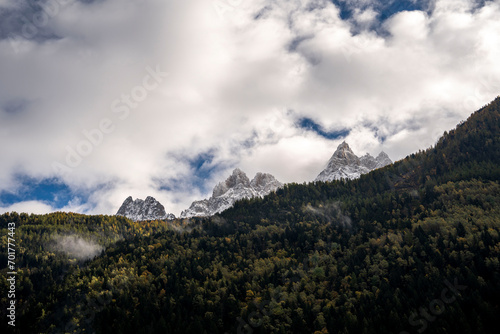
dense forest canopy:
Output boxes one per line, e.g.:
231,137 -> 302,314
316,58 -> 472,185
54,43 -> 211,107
1,97 -> 500,333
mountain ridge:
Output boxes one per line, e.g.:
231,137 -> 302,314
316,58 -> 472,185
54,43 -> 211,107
116,196 -> 175,221
180,168 -> 282,218
115,142 -> 391,220
315,141 -> 392,182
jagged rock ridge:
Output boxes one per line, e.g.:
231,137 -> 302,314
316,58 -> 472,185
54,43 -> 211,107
315,141 -> 392,182
180,168 -> 282,218
116,196 -> 175,221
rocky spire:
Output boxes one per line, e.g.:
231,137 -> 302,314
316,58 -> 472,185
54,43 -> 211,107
116,196 -> 175,221
315,142 -> 393,182
181,169 -> 283,218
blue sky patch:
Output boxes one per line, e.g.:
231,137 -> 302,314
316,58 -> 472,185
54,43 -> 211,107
332,0 -> 434,22
188,151 -> 219,181
0,176 -> 74,209
160,150 -> 233,195
297,117 -> 350,140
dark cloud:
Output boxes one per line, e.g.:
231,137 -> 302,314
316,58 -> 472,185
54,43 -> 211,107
1,98 -> 30,114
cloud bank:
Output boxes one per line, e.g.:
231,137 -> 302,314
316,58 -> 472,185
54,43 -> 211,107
0,0 -> 499,216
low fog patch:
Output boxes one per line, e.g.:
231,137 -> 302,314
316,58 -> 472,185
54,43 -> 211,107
51,234 -> 104,261
303,202 -> 352,228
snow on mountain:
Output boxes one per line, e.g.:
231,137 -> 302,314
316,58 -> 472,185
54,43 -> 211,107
115,144 -> 389,219
250,172 -> 283,195
375,151 -> 393,167
180,168 -> 282,218
315,141 -> 392,182
116,196 -> 175,221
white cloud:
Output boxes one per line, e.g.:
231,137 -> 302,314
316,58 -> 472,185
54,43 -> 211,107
0,199 -> 91,215
353,7 -> 378,28
1,0 -> 500,216
0,201 -> 55,214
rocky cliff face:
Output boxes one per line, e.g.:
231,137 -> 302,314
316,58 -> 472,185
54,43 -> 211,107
116,196 -> 175,221
315,142 -> 392,182
180,168 -> 282,218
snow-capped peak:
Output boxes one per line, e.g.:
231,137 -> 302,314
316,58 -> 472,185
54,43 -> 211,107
315,142 -> 392,182
376,151 -> 392,167
329,141 -> 361,164
116,196 -> 175,221
180,169 -> 282,218
213,168 -> 251,198
251,172 -> 282,193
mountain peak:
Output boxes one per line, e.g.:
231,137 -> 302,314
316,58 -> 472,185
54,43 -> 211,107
315,142 -> 392,182
377,151 -> 389,159
228,168 -> 251,186
213,168 -> 251,198
116,196 -> 175,221
122,196 -> 133,204
181,169 -> 282,218
337,141 -> 351,150
376,151 -> 392,167
232,167 -> 245,175
333,141 -> 354,155
330,141 -> 359,164
251,172 -> 282,193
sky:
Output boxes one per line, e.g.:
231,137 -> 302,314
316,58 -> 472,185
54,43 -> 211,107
0,0 -> 499,216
